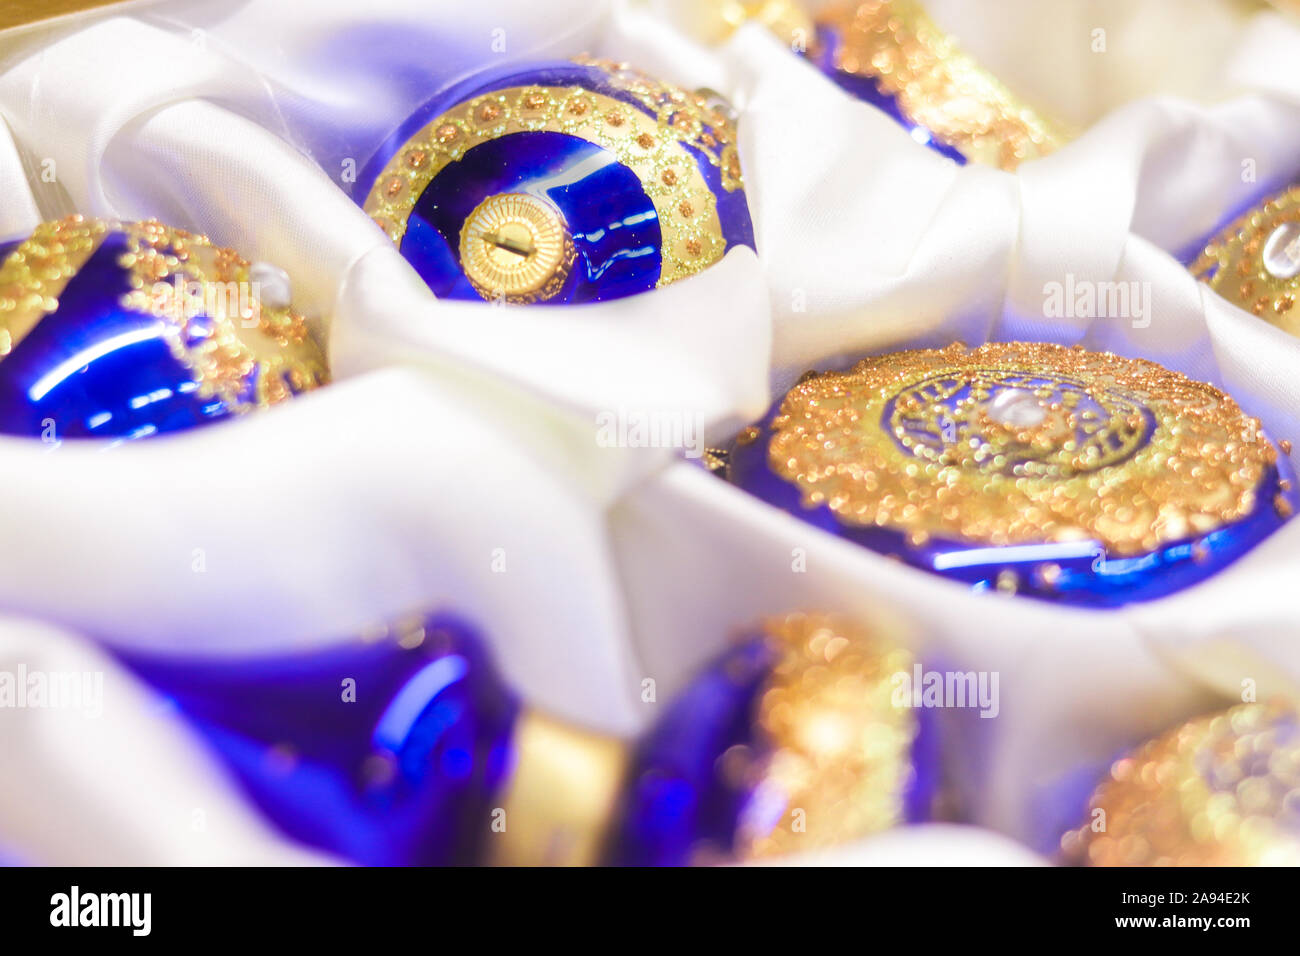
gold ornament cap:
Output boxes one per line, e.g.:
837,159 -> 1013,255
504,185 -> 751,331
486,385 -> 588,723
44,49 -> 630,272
458,193 -> 574,304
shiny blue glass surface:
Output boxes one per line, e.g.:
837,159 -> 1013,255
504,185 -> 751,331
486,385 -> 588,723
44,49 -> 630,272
0,230 -> 237,441
118,613 -> 520,866
608,632 -> 935,866
728,397 -> 1300,607
808,25 -> 968,164
404,130 -> 664,303
361,60 -> 755,304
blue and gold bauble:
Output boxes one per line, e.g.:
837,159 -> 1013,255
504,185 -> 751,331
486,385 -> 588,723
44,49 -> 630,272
727,342 -> 1298,606
1061,700 -> 1300,866
359,56 -> 755,305
809,0 -> 1067,169
119,611 -> 926,865
1189,183 -> 1300,338
608,612 -> 935,865
0,216 -> 327,440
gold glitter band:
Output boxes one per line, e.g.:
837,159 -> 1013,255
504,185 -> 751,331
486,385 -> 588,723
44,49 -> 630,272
484,710 -> 629,867
765,342 -> 1280,555
1189,183 -> 1300,338
818,0 -> 1068,170
362,59 -> 743,293
0,216 -> 109,357
1062,700 -> 1300,866
736,612 -> 918,860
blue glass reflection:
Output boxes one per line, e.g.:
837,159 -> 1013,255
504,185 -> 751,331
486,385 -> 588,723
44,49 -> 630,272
404,130 -> 663,303
117,612 -> 519,866
0,231 -> 236,440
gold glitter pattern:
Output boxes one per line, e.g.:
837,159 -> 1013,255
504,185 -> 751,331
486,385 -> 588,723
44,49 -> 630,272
116,219 -> 328,410
819,0 -> 1068,170
1190,183 -> 1300,337
0,216 -> 109,357
1061,700 -> 1300,866
362,59 -> 743,290
735,612 -> 918,859
766,343 -> 1280,555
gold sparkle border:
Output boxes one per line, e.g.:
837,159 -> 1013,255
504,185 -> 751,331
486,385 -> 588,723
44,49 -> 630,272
819,0 -> 1068,170
766,342 -> 1281,556
1190,183 -> 1300,337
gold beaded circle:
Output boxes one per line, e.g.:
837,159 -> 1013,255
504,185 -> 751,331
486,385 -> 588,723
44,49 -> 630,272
458,193 -> 574,304
765,342 -> 1282,555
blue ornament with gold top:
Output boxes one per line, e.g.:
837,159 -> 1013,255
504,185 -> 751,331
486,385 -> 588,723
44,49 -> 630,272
360,56 -> 754,305
607,612 -> 936,866
0,217 -> 328,441
725,342 -> 1298,607
116,611 -> 927,866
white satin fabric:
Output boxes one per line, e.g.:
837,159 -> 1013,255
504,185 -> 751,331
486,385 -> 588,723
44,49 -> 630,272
0,0 -> 1296,863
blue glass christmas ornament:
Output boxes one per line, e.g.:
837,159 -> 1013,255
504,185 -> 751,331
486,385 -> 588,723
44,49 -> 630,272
118,610 -> 933,866
0,217 -> 327,441
808,0 -> 1066,169
727,342 -> 1298,607
608,612 -> 936,865
360,56 -> 754,305
119,612 -> 520,866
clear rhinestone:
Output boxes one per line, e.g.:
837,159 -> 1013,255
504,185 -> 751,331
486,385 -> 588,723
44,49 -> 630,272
1262,221 -> 1300,280
986,388 -> 1047,428
250,261 -> 293,311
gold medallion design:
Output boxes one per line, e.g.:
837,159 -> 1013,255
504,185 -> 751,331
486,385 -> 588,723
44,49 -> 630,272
0,216 -> 328,412
1061,701 -> 1300,866
819,0 -> 1068,170
738,613 -> 918,860
458,193 -> 574,303
1189,183 -> 1300,337
362,58 -> 743,292
767,343 -> 1279,554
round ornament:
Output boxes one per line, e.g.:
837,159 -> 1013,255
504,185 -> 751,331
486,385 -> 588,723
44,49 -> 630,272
727,342 -> 1297,606
360,56 -> 755,305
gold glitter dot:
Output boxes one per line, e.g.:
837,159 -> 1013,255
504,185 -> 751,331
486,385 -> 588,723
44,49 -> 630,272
477,103 -> 502,123
636,132 -> 654,149
522,91 -> 547,110
685,238 -> 702,257
435,123 -> 459,144
385,177 -> 404,198
405,149 -> 428,170
736,425 -> 761,446
605,109 -> 625,127
661,169 -> 678,186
